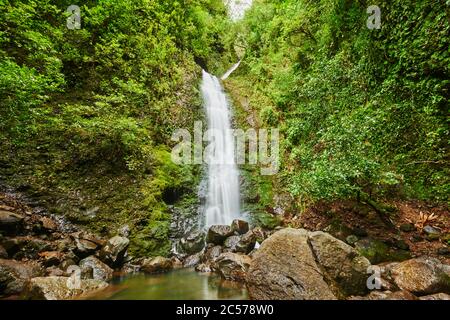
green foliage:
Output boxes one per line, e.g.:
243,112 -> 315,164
0,0 -> 228,257
235,0 -> 449,203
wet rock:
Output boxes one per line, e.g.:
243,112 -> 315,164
183,252 -> 202,268
235,230 -> 257,254
206,225 -> 234,245
399,223 -> 415,232
419,293 -> 450,300
231,219 -> 249,235
25,276 -> 108,300
391,257 -> 450,295
38,251 -> 63,267
224,235 -> 240,252
99,236 -> 129,266
205,245 -> 222,263
309,231 -> 371,297
171,257 -> 183,269
246,228 -> 336,300
141,256 -> 173,274
179,231 -> 205,255
0,259 -> 44,296
0,210 -> 23,233
216,252 -> 251,282
79,256 -> 113,282
195,263 -> 213,273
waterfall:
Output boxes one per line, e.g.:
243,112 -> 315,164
201,70 -> 241,226
221,61 -> 241,80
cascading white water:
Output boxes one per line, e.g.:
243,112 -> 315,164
221,60 -> 241,80
201,70 -> 241,226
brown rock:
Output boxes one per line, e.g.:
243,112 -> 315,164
0,259 -> 44,296
25,276 -> 108,300
246,228 -> 336,300
141,256 -> 173,274
216,252 -> 251,281
391,257 -> 450,295
308,231 -> 371,297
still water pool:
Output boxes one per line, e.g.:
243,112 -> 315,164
86,269 -> 248,300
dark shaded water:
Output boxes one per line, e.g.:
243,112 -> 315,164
87,269 -> 248,300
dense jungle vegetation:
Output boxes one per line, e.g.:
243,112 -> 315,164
227,0 -> 449,214
0,0 -> 448,258
0,0 -> 231,256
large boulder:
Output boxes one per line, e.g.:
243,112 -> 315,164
216,252 -> 251,282
246,228 -> 336,300
206,225 -> 234,245
25,276 -> 108,300
391,257 -> 450,295
231,220 -> 249,235
0,210 -> 23,233
99,236 -> 129,266
0,259 -> 44,296
308,231 -> 371,297
141,256 -> 173,274
179,231 -> 205,255
79,256 -> 113,282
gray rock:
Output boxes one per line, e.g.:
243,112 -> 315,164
423,225 -> 440,235
206,225 -> 234,245
235,230 -> 257,254
179,231 -> 205,254
246,228 -> 336,300
25,276 -> 108,300
79,256 -> 113,281
391,257 -> 450,295
231,220 -> 249,235
224,235 -> 241,252
183,252 -> 202,268
99,236 -> 129,266
309,231 -> 372,297
216,252 -> 251,282
141,256 -> 173,274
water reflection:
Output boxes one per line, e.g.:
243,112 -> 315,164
86,269 -> 248,300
